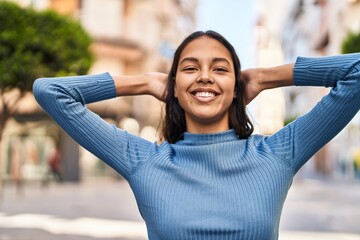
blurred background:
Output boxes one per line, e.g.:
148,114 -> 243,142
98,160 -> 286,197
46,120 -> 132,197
0,0 -> 359,239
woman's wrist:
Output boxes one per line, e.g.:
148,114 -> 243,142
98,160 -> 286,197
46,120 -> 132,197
113,74 -> 149,97
260,64 -> 294,90
112,72 -> 167,101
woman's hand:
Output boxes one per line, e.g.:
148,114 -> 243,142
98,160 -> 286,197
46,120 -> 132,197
241,68 -> 263,105
241,64 -> 294,104
113,72 -> 168,101
143,72 -> 168,102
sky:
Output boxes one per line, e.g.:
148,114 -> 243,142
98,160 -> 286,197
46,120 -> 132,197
195,0 -> 256,69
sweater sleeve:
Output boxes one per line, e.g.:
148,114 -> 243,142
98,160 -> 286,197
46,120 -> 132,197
33,73 -> 155,180
266,53 -> 360,173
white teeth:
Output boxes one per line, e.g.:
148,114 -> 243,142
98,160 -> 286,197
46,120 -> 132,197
195,92 -> 215,97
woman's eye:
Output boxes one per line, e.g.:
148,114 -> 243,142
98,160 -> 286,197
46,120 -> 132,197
183,67 -> 197,71
214,67 -> 227,72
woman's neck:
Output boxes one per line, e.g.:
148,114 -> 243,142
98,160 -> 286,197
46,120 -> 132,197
185,116 -> 230,134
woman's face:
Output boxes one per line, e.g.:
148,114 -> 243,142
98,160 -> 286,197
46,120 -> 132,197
174,36 -> 236,133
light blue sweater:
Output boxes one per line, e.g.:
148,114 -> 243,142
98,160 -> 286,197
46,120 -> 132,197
33,54 -> 360,240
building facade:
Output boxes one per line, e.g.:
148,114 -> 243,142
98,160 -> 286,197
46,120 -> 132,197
1,0 -> 198,182
255,0 -> 360,177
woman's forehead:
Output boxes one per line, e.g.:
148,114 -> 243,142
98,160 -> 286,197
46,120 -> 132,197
179,37 -> 233,64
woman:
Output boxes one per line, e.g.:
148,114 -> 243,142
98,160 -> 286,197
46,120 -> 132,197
33,31 -> 360,240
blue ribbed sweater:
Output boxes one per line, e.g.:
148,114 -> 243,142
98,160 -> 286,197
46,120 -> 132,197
33,54 -> 360,240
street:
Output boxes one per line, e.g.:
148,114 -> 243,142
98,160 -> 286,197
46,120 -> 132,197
0,177 -> 360,240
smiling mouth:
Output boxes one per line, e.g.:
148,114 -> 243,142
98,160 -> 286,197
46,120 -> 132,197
194,92 -> 216,98
190,88 -> 220,98
190,90 -> 220,103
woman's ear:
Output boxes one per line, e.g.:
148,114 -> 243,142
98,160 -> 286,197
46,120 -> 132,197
233,90 -> 237,99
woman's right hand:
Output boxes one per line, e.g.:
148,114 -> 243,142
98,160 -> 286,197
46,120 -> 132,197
113,72 -> 168,101
143,72 -> 168,102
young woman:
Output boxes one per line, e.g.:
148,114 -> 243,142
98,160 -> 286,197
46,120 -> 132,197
33,31 -> 360,240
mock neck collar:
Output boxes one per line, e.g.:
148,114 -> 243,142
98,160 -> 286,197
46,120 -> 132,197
177,129 -> 240,146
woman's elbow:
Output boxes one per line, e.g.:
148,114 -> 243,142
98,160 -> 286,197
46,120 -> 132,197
32,78 -> 55,106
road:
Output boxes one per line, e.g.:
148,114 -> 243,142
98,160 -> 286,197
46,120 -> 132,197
1,177 -> 360,240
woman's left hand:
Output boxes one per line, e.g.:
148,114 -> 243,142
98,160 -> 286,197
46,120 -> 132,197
242,64 -> 294,104
241,68 -> 263,104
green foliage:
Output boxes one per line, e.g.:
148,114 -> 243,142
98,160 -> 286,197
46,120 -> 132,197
341,31 -> 360,54
0,1 -> 93,91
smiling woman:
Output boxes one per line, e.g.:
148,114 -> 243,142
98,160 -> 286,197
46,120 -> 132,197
163,31 -> 253,142
175,37 -> 236,133
179,36 -> 240,131
33,30 -> 360,240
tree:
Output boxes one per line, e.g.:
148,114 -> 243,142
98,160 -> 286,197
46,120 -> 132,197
0,2 -> 93,191
341,31 -> 360,54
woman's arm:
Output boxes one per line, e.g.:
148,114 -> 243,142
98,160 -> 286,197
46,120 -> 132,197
33,72 -> 167,180
113,72 -> 168,101
241,63 -> 294,104
261,53 -> 360,173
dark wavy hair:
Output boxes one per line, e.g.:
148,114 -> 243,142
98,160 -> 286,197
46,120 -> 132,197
161,30 -> 253,143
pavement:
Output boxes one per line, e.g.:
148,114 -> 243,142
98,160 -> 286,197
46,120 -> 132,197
0,176 -> 360,240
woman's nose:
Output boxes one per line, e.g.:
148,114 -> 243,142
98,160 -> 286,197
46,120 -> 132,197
196,71 -> 214,84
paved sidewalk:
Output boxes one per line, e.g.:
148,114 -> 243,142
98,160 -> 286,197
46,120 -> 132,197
0,177 -> 360,240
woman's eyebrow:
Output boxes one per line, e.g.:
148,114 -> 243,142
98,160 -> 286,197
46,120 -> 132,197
179,57 -> 199,65
179,57 -> 231,65
212,57 -> 231,65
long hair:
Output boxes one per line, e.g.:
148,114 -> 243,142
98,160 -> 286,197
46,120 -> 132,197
161,30 -> 253,143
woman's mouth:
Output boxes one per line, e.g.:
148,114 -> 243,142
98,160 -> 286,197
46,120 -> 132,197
194,91 -> 216,98
190,88 -> 220,102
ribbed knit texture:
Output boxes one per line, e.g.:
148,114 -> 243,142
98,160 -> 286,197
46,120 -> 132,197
33,53 -> 360,240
